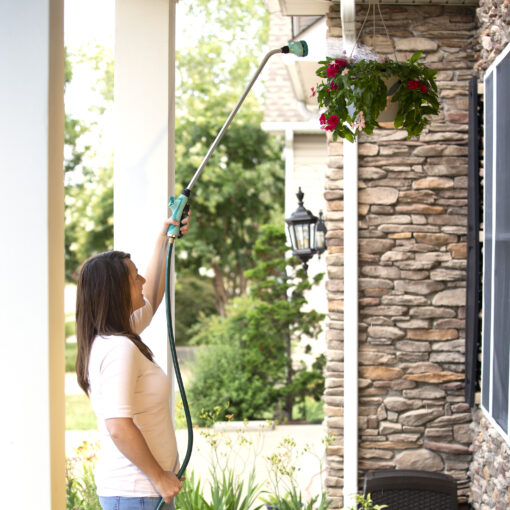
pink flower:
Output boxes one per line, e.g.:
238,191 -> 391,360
327,58 -> 349,78
326,64 -> 339,78
409,80 -> 427,93
310,87 -> 316,97
320,114 -> 340,132
341,68 -> 349,76
325,115 -> 339,131
329,82 -> 338,91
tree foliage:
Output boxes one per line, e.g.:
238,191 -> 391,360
65,166 -> 114,280
64,45 -> 114,280
188,225 -> 325,423
175,0 -> 284,315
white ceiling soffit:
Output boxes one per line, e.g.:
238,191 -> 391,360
279,0 -> 330,16
286,61 -> 322,106
279,0 -> 479,16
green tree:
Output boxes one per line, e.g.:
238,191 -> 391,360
65,165 -> 114,280
175,0 -> 284,316
189,225 -> 325,423
64,45 -> 114,280
64,48 -> 91,175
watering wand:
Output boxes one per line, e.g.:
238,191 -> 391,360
166,40 -> 308,238
158,40 -> 308,509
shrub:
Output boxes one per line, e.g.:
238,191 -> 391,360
189,298 -> 279,424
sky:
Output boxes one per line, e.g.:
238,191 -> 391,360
64,0 -> 115,184
64,0 -> 114,118
64,0 -> 190,119
65,0 -> 114,50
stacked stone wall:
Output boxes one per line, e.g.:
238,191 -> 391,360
468,2 -> 510,509
475,0 -> 510,76
469,409 -> 510,510
323,4 -> 477,508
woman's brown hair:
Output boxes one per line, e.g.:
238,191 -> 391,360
75,250 -> 154,395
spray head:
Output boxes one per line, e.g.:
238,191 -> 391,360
281,40 -> 308,57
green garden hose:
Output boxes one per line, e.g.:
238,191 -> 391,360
155,239 -> 193,510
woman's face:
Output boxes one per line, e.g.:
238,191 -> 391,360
124,259 -> 146,312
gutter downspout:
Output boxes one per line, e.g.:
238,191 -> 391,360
340,0 -> 359,507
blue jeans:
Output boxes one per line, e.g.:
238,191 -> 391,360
99,496 -> 174,510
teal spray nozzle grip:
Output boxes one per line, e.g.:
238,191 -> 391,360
167,189 -> 191,237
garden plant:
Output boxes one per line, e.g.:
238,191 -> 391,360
315,50 -> 439,141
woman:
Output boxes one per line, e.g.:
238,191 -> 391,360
75,215 -> 190,510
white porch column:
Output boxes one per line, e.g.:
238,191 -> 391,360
114,0 -> 176,370
0,1 -> 65,508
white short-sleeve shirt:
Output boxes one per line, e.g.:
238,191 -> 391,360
88,298 -> 177,497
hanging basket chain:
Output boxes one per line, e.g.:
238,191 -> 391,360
349,3 -> 371,60
348,0 -> 398,62
376,0 -> 398,62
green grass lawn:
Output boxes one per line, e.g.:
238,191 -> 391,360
293,397 -> 324,423
66,394 -> 97,430
65,313 -> 76,339
66,392 -> 323,430
66,341 -> 78,372
66,392 -> 188,430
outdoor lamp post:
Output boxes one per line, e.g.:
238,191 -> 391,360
285,187 -> 327,271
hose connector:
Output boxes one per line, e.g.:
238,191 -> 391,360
281,40 -> 308,57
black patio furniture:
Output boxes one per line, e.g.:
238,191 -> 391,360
363,469 -> 458,510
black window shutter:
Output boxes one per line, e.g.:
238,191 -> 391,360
465,75 -> 482,407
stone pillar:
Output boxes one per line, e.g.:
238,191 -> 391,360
0,0 -> 65,508
324,4 -> 477,508
469,3 -> 510,509
114,0 -> 176,369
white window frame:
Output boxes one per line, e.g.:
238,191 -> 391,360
481,41 -> 510,445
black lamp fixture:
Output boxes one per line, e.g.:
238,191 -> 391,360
285,187 -> 327,271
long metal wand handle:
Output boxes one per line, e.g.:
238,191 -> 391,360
186,47 -> 283,191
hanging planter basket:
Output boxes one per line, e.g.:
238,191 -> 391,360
314,51 -> 440,142
377,76 -> 400,127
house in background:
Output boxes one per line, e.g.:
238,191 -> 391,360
270,0 -> 510,508
262,0 -> 329,365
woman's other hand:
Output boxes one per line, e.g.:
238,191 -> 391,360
153,471 -> 184,503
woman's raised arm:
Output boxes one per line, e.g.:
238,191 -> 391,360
142,213 -> 191,313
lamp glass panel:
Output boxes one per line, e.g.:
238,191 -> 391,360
302,224 -> 310,249
310,223 -> 316,250
287,225 -> 297,251
295,224 -> 304,249
296,224 -> 311,250
315,229 -> 325,250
